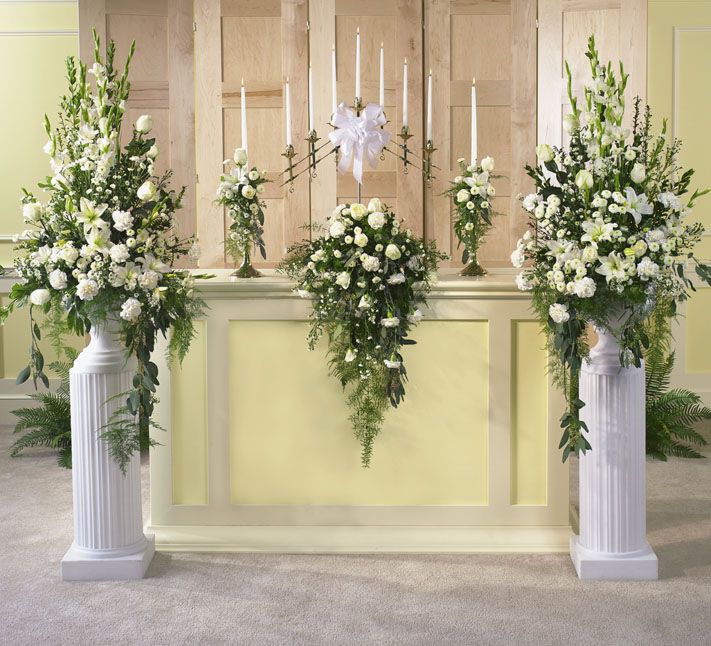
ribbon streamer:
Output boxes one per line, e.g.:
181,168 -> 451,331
328,102 -> 390,185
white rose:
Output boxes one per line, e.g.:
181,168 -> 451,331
367,211 -> 386,229
350,203 -> 367,220
575,169 -> 594,190
233,148 -> 248,165
120,297 -> 142,323
385,244 -> 401,260
135,114 -> 153,133
76,278 -> 99,301
22,202 -> 43,222
241,185 -> 256,199
354,232 -> 368,247
630,163 -> 646,184
137,180 -> 157,202
549,302 -> 570,324
30,289 -> 51,305
49,270 -> 68,290
329,220 -> 346,237
146,144 -> 159,159
335,271 -> 351,289
536,144 -> 555,163
358,295 -> 372,310
109,244 -> 130,264
367,197 -> 382,212
480,156 -> 495,172
456,189 -> 470,204
387,273 -> 406,285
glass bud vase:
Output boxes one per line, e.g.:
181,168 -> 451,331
460,247 -> 486,277
232,242 -> 261,278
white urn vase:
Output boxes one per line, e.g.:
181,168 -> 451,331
570,319 -> 658,580
61,319 -> 155,581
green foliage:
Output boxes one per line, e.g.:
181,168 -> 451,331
10,345 -> 77,469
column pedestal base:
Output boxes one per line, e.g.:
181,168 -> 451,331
570,534 -> 658,580
61,534 -> 155,581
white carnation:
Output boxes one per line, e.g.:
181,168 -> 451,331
387,273 -> 406,285
549,302 -> 570,324
510,246 -> 525,268
515,272 -> 533,291
380,317 -> 400,328
361,254 -> 380,272
49,270 -> 67,290
573,277 -> 596,298
329,220 -> 345,238
139,270 -> 160,291
109,244 -> 130,264
120,297 -> 142,322
522,194 -> 538,212
76,278 -> 99,301
637,256 -> 660,281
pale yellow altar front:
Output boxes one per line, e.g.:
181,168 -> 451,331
148,270 -> 571,552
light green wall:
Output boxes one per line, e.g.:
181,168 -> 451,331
0,2 -> 78,265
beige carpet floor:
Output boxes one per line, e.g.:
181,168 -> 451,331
1,426 -> 710,646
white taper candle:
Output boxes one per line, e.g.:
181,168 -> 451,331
426,70 -> 433,142
379,42 -> 384,107
285,77 -> 292,147
471,77 -> 478,166
355,28 -> 361,101
240,78 -> 248,159
402,58 -> 408,129
308,63 -> 314,132
331,44 -> 337,119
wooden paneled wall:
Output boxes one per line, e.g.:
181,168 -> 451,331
79,0 -> 196,263
78,0 -> 647,270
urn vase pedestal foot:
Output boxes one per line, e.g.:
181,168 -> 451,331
61,321 -> 154,581
570,324 -> 658,581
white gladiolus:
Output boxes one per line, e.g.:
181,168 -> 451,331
120,297 -> 142,322
137,180 -> 157,202
30,289 -> 51,305
630,163 -> 646,184
367,211 -> 386,229
335,271 -> 351,288
76,278 -> 99,301
329,220 -> 346,237
385,244 -> 401,260
637,256 -> 660,280
233,147 -> 248,165
536,144 -> 555,163
49,269 -> 68,290
549,302 -> 570,324
480,156 -> 495,172
135,114 -> 153,133
367,197 -> 382,212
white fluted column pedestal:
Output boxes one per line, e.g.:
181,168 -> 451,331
570,325 -> 658,580
61,320 -> 154,581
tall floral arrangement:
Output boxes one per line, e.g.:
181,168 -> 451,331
512,36 -> 711,460
1,33 -> 209,470
216,147 -> 268,277
445,156 -> 497,276
280,199 -> 446,466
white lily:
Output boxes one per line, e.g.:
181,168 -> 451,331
623,187 -> 653,225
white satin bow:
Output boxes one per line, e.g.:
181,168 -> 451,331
328,102 -> 391,185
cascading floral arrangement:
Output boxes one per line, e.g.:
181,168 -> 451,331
512,36 -> 711,460
0,33 -> 209,470
279,198 -> 446,466
445,156 -> 497,276
216,147 -> 268,277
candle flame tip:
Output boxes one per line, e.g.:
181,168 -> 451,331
241,77 -> 244,86
404,57 -> 408,64
472,77 -> 476,85
357,27 -> 360,34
